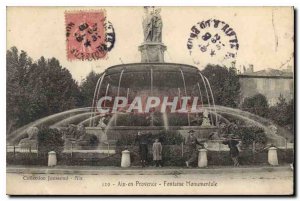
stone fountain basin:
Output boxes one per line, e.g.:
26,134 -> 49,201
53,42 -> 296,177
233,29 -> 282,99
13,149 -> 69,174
85,126 -> 219,142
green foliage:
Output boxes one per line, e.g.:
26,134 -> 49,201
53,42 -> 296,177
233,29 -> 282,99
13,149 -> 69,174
116,114 -> 150,126
168,114 -> 189,126
240,93 -> 294,134
37,127 -> 64,155
231,126 -> 267,146
79,71 -> 102,107
241,93 -> 269,118
6,47 -> 81,133
7,47 -> 33,133
157,130 -> 184,145
116,130 -> 184,146
201,65 -> 240,107
268,96 -> 294,132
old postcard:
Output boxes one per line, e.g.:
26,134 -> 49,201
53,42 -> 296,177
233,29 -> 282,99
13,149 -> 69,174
6,6 -> 294,195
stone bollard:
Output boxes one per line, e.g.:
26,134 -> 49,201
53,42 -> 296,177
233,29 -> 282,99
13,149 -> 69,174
121,150 -> 131,167
48,151 -> 57,167
268,147 -> 278,166
198,149 -> 208,168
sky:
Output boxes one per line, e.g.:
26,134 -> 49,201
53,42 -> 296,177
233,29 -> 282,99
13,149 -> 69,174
7,6 -> 294,82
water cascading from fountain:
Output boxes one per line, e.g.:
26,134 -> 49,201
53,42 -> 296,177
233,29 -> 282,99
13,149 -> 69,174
179,68 -> 191,126
204,76 -> 218,126
114,69 -> 125,125
103,83 -> 110,107
197,82 -> 204,108
198,72 -> 214,125
90,72 -> 106,126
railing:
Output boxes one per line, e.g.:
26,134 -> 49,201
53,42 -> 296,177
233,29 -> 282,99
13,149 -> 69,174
6,145 -> 38,156
63,141 -> 116,156
6,140 -> 293,158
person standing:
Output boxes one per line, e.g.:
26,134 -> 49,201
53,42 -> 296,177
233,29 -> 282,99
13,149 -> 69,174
185,130 -> 204,167
152,138 -> 163,167
135,131 -> 150,167
222,134 -> 240,167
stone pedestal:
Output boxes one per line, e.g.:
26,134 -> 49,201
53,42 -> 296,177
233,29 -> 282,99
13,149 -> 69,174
268,147 -> 278,166
138,42 -> 167,63
48,151 -> 57,167
121,150 -> 131,167
198,149 -> 208,168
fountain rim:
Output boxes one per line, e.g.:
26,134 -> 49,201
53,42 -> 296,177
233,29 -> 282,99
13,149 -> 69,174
106,62 -> 199,69
103,62 -> 200,75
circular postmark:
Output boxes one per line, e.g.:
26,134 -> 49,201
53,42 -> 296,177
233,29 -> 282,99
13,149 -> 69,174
187,19 -> 239,67
65,10 -> 116,61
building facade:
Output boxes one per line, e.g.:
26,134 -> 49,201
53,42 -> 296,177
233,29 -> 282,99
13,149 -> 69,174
238,67 -> 294,106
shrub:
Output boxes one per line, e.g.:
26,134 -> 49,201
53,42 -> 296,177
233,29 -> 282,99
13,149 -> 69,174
116,130 -> 185,146
37,127 -> 64,156
268,96 -> 294,133
168,114 -> 189,126
116,114 -> 150,126
158,130 -> 184,145
241,93 -> 269,118
231,126 -> 267,147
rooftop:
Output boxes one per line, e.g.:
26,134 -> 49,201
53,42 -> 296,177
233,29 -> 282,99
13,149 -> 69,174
239,67 -> 293,79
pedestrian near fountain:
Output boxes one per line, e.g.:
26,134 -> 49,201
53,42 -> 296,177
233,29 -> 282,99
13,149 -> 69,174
152,138 -> 163,167
185,130 -> 204,168
135,131 -> 150,167
222,134 -> 240,167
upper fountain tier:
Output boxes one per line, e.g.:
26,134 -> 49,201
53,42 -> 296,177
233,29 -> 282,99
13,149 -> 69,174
105,63 -> 198,75
101,62 -> 202,91
92,63 -> 214,118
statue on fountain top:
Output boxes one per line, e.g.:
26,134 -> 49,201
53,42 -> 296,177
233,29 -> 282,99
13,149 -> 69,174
139,7 -> 166,62
143,7 -> 163,43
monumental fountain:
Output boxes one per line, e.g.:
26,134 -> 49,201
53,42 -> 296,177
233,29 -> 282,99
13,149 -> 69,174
7,7 -> 290,156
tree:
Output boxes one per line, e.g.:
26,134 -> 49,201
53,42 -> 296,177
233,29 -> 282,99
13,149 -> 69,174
241,93 -> 269,118
232,126 -> 267,148
201,65 -> 240,107
6,47 -> 81,133
28,57 -> 81,115
268,95 -> 294,132
6,47 -> 33,133
79,71 -> 102,107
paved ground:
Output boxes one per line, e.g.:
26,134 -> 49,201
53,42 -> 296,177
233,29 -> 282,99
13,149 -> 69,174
6,164 -> 293,175
6,165 -> 294,195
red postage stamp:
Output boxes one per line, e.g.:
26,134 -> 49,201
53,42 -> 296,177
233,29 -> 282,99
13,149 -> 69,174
65,10 -> 115,61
